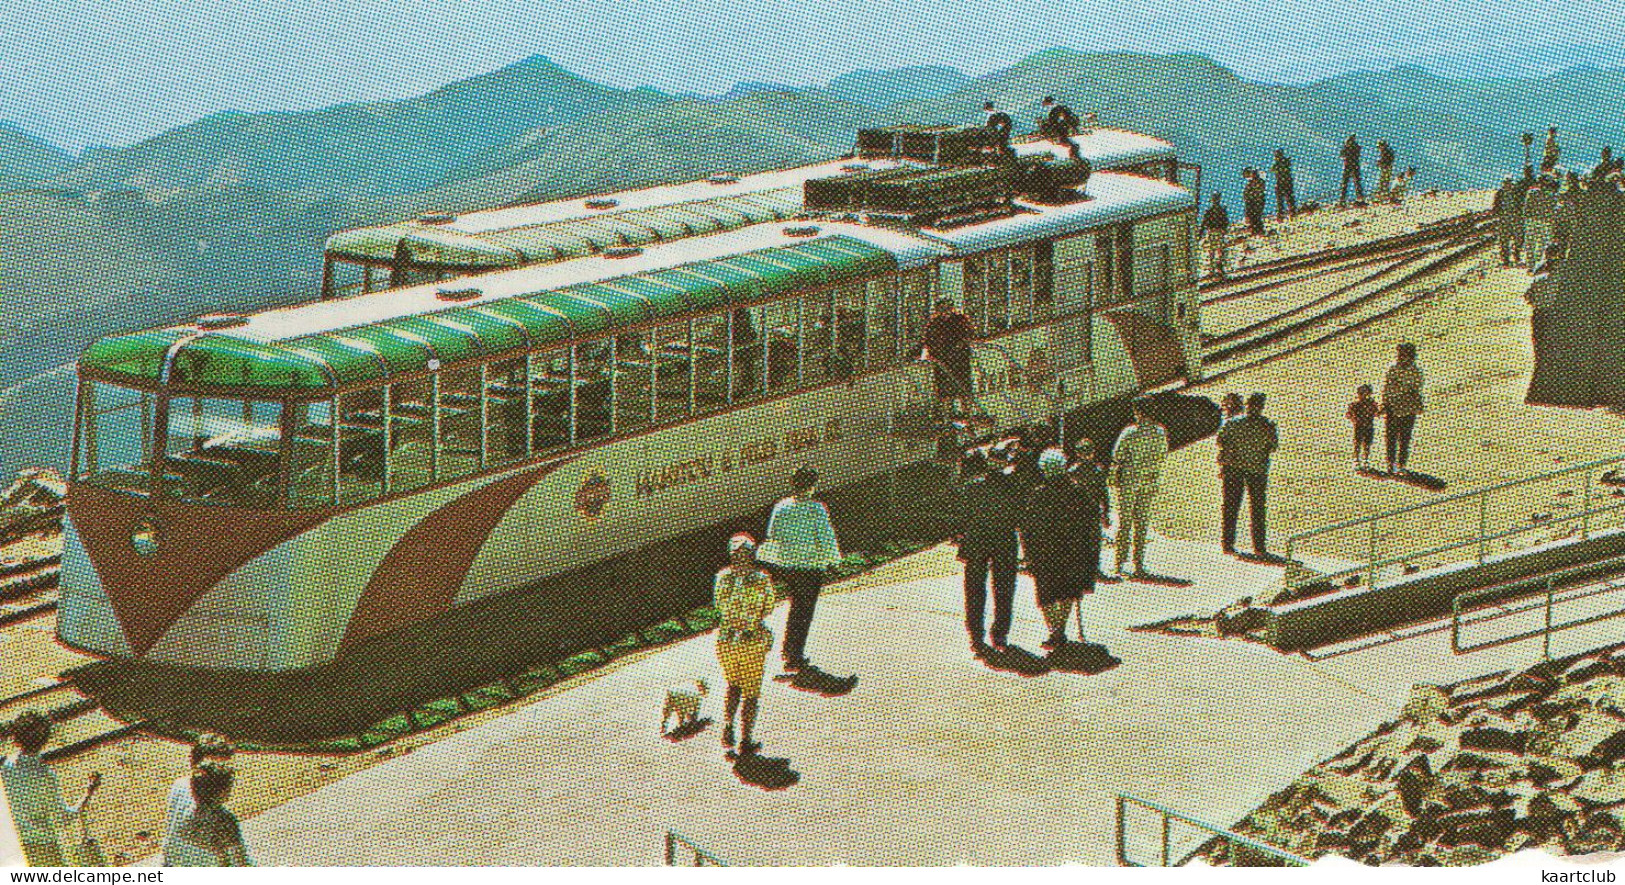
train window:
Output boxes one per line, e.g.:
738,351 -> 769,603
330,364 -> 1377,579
336,387 -> 385,503
287,400 -> 336,508
899,270 -> 932,350
800,290 -> 833,386
162,397 -> 283,507
1033,240 -> 1055,323
864,277 -> 897,370
439,365 -> 483,479
574,340 -> 614,442
483,357 -> 527,463
1053,235 -> 1093,317
387,380 -> 433,493
527,350 -> 570,453
1094,234 -> 1114,302
985,254 -> 1010,333
1116,225 -> 1135,299
614,331 -> 654,434
961,258 -> 987,335
730,307 -> 765,404
693,314 -> 730,413
833,283 -> 866,378
77,382 -> 156,495
764,298 -> 801,393
1011,248 -> 1035,328
654,321 -> 692,423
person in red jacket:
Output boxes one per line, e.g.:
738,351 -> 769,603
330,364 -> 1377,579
919,299 -> 977,415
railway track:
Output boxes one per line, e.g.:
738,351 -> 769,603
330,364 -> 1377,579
1195,232 -> 1493,383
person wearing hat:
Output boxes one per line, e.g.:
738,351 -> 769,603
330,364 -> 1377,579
1109,399 -> 1168,577
713,533 -> 775,757
1022,447 -> 1097,649
954,446 -> 1024,654
758,466 -> 842,672
1039,96 -> 1081,145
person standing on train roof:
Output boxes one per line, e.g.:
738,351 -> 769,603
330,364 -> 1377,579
2,711 -> 101,867
1242,169 -> 1267,235
1038,96 -> 1081,144
1217,392 -> 1279,559
983,101 -> 1015,158
1375,140 -> 1397,200
953,448 -> 1022,655
918,298 -> 977,416
758,467 -> 842,674
1543,127 -> 1562,174
1109,399 -> 1168,578
1339,135 -> 1365,207
1200,193 -> 1231,280
1271,149 -> 1297,221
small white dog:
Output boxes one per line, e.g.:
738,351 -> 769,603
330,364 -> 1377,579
661,679 -> 709,734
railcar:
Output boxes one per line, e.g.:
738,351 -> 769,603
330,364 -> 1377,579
319,128 -> 1188,297
61,152 -> 1199,672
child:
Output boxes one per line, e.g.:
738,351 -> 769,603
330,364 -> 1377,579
1347,384 -> 1379,471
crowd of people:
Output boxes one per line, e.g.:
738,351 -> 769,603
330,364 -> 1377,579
1495,129 -> 1625,273
2,717 -> 250,866
1199,135 -> 1420,279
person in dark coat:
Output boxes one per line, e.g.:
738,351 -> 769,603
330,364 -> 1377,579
1200,192 -> 1231,279
1339,135 -> 1364,207
1022,448 -> 1099,650
1216,392 -> 1278,557
1375,140 -> 1396,199
1243,168 -> 1267,235
918,298 -> 977,414
954,448 -> 1024,654
1271,150 -> 1297,221
983,101 -> 1015,158
1039,96 -> 1080,144
1069,437 -> 1114,583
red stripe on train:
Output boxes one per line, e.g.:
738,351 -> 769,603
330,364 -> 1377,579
337,458 -> 577,653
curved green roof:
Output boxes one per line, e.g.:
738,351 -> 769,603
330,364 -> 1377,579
325,187 -> 801,270
80,235 -> 897,393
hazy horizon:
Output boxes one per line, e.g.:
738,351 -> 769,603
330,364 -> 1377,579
3,0 -> 1622,152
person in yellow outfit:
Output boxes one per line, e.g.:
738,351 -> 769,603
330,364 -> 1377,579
1109,399 -> 1169,577
713,533 -> 776,759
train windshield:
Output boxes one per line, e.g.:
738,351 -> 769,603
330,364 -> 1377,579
75,380 -> 287,507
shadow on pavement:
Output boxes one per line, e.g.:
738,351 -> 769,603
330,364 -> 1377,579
774,666 -> 858,697
980,644 -> 1050,676
663,717 -> 712,742
732,753 -> 800,790
1045,642 -> 1121,675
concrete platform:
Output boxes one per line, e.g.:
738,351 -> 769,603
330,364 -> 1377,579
235,534 -> 1417,866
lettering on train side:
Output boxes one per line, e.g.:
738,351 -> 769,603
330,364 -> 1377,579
632,418 -> 844,499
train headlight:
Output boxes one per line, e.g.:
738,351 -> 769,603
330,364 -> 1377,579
131,520 -> 161,556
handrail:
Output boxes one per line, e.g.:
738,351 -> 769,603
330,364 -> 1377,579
1285,454 -> 1625,593
664,830 -> 728,866
1114,793 -> 1310,867
1294,455 -> 1621,543
1451,551 -> 1625,658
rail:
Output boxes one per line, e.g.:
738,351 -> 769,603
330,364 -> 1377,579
664,830 -> 728,866
1451,551 -> 1625,658
1114,794 -> 1310,867
1284,454 -> 1625,596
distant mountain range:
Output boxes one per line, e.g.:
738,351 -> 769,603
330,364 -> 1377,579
1,46 -> 1623,477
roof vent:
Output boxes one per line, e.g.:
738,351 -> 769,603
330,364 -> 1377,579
783,225 -> 821,238
417,211 -> 457,224
584,198 -> 619,210
604,246 -> 644,259
436,286 -> 483,302
707,174 -> 740,185
841,163 -> 870,174
196,313 -> 249,330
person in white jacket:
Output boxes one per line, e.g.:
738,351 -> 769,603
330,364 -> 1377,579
1,712 -> 99,867
757,467 -> 842,672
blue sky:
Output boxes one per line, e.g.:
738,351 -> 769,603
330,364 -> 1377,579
1,0 -> 1618,150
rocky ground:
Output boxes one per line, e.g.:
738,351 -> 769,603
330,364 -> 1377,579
1197,646 -> 1625,866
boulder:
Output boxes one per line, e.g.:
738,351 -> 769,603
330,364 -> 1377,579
1563,656 -> 1616,687
1401,685 -> 1452,725
1396,755 -> 1437,816
1571,768 -> 1625,807
1584,730 -> 1625,769
1435,808 -> 1518,848
1461,727 -> 1527,754
1528,754 -> 1584,786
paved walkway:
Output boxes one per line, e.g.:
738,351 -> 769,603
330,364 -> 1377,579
238,534 -> 1423,866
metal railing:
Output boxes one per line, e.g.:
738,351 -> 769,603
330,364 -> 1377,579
1114,794 -> 1311,867
664,830 -> 728,866
1284,455 -> 1625,595
1452,551 -> 1625,658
